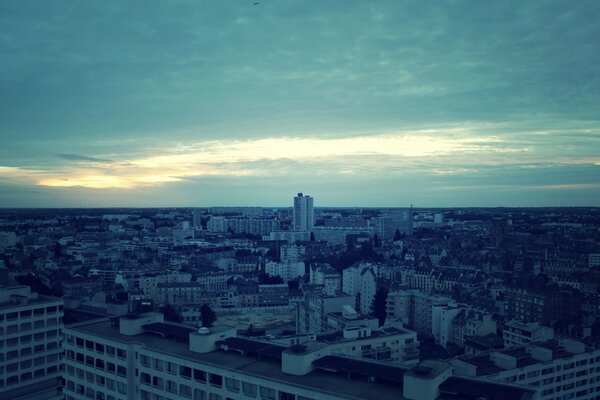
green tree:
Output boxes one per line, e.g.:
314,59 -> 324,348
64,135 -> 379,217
371,287 -> 389,327
162,304 -> 181,323
200,303 -> 217,328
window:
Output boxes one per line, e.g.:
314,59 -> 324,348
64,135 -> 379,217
225,377 -> 240,392
194,368 -> 206,382
140,372 -> 151,384
209,373 -> 222,387
117,365 -> 127,377
243,382 -> 258,398
209,395 -> 222,400
167,380 -> 178,393
140,355 -> 150,367
279,391 -> 296,400
167,361 -> 178,375
260,386 -> 277,400
106,346 -> 116,357
95,343 -> 105,353
153,376 -> 164,389
180,365 -> 192,379
116,348 -> 126,359
194,389 -> 207,400
20,310 -> 32,318
153,358 -> 164,371
180,384 -> 192,399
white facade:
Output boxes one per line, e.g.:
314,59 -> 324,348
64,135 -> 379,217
63,314 -> 415,400
293,193 -> 314,232
265,261 -> 305,283
454,339 -> 600,400
503,321 -> 554,348
342,263 -> 377,314
0,286 -> 64,400
207,216 -> 229,233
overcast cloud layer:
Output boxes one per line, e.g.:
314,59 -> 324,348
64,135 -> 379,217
1,1 -> 599,207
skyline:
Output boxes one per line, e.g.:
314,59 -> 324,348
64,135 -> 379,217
1,1 -> 599,207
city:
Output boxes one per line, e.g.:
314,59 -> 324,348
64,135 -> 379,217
1,1 -> 599,400
1,197 -> 600,399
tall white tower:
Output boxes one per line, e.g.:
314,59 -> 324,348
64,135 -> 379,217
293,193 -> 314,232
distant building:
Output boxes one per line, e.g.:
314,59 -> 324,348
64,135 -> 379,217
503,321 -> 554,348
293,193 -> 314,232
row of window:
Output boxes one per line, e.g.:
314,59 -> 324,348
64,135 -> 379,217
0,319 -> 60,335
1,333 -> 60,349
66,365 -> 126,394
65,350 -> 127,376
0,366 -> 59,387
65,380 -> 126,399
139,355 -> 314,400
66,335 -> 126,359
0,346 -> 60,362
0,305 -> 62,322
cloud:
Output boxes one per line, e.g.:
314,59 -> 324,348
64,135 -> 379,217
57,153 -> 113,163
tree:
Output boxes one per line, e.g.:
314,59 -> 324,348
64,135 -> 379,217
371,287 -> 389,327
200,303 -> 217,328
258,272 -> 284,285
162,304 -> 181,323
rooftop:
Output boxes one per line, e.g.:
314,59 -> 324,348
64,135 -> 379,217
68,318 -> 406,400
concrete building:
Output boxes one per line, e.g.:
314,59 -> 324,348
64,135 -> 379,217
0,285 -> 64,400
293,193 -> 314,232
297,288 -> 355,334
63,312 -> 537,400
342,263 -> 377,314
280,244 -> 305,263
207,216 -> 229,233
265,261 -> 305,283
310,264 -> 341,296
503,321 -> 554,348
454,339 -> 600,400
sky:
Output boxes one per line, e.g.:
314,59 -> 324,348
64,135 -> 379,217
0,1 -> 599,208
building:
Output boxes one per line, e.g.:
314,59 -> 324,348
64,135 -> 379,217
63,312 -> 538,400
297,288 -> 355,334
293,193 -> 314,232
265,261 -> 305,283
342,263 -> 377,314
503,321 -> 554,348
310,264 -> 341,296
453,339 -> 600,400
0,285 -> 64,400
207,216 -> 229,233
503,284 -> 580,324
280,244 -> 305,263
589,254 -> 600,269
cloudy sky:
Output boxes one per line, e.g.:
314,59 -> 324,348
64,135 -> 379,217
1,1 -> 599,207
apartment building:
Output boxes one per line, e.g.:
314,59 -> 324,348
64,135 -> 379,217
63,312 -> 536,400
454,339 -> 600,400
0,285 -> 64,400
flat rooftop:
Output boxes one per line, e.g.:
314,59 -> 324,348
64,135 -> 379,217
69,319 -> 406,400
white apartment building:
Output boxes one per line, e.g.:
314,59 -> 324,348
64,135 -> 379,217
280,244 -> 305,263
503,320 -> 554,348
265,261 -> 305,283
207,216 -> 229,233
63,313 -> 403,400
342,263 -> 377,314
0,285 -> 64,400
454,339 -> 600,400
309,264 -> 341,296
293,193 -> 314,232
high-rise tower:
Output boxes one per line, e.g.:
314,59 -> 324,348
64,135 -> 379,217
293,193 -> 314,232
